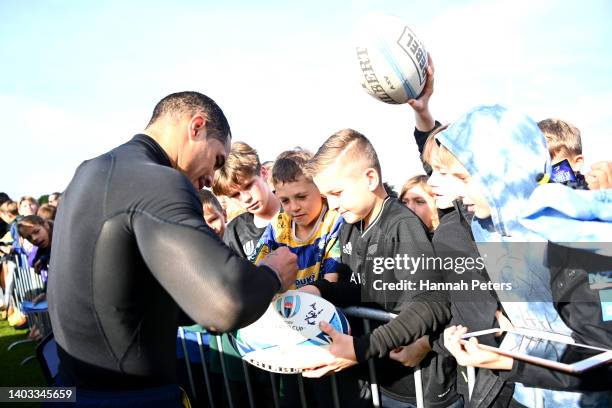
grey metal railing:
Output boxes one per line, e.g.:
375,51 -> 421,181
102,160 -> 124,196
178,305 -> 442,408
5,253 -> 52,363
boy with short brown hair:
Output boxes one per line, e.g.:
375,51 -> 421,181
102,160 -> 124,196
197,190 -> 227,238
538,118 -> 612,189
538,118 -> 583,170
252,148 -> 342,289
213,141 -> 280,258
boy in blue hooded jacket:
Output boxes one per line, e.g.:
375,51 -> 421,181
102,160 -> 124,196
435,105 -> 610,408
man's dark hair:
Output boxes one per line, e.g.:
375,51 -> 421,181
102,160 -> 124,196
147,91 -> 231,143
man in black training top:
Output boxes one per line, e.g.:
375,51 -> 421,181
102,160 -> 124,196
48,92 -> 297,407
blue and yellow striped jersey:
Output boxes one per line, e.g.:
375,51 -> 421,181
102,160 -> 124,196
251,205 -> 344,289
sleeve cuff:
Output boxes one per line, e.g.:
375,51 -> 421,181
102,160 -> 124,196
498,357 -> 522,381
312,279 -> 333,299
260,265 -> 283,292
414,120 -> 442,138
353,333 -> 372,362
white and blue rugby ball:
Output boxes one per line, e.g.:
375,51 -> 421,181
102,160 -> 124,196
353,13 -> 429,104
232,290 -> 350,373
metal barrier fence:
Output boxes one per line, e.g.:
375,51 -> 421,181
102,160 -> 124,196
178,305 -> 457,408
4,252 -> 52,362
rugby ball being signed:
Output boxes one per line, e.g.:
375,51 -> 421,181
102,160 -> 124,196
232,290 -> 350,373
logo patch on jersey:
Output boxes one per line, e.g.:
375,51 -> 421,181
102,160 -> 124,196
276,295 -> 301,318
367,244 -> 378,255
343,242 -> 352,255
243,240 -> 255,257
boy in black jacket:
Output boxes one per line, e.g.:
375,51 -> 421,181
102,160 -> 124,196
301,129 -> 461,408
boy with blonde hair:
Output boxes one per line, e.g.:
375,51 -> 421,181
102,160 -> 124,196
302,129 -> 459,408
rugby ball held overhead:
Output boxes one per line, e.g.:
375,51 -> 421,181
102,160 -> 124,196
232,290 -> 350,373
353,13 -> 429,104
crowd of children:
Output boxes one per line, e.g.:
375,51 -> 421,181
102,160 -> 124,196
190,58 -> 611,407
0,192 -> 60,336
2,60 -> 611,408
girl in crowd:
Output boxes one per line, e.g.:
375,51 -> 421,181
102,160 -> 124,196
17,215 -> 53,283
399,174 -> 439,234
16,215 -> 53,339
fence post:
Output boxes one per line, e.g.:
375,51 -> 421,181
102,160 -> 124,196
362,318 -> 381,408
216,335 -> 235,408
467,366 -> 476,401
178,327 -> 197,401
414,365 -> 424,408
196,331 -> 215,408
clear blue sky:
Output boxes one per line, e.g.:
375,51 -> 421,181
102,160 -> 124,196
1,0 -> 611,199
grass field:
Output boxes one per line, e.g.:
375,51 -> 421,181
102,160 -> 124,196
0,318 -> 46,408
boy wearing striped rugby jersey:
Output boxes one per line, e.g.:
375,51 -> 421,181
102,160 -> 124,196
252,148 -> 349,408
252,148 -> 343,288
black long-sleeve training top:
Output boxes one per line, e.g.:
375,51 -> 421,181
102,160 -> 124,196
48,134 -> 281,390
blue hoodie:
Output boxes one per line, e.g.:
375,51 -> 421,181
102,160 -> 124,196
521,183 -> 612,252
436,105 -> 609,408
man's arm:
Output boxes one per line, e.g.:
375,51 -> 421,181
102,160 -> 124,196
134,211 -> 296,332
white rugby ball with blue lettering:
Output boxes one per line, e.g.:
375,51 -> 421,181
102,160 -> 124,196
232,290 -> 351,373
353,13 -> 429,104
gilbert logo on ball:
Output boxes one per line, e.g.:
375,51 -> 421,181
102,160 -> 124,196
353,13 -> 428,104
233,290 -> 350,373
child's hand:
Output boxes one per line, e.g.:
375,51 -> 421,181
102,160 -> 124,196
495,309 -> 514,332
586,161 -> 612,190
407,53 -> 435,114
34,259 -> 43,274
444,325 -> 513,370
301,321 -> 357,377
298,285 -> 321,297
389,335 -> 431,367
